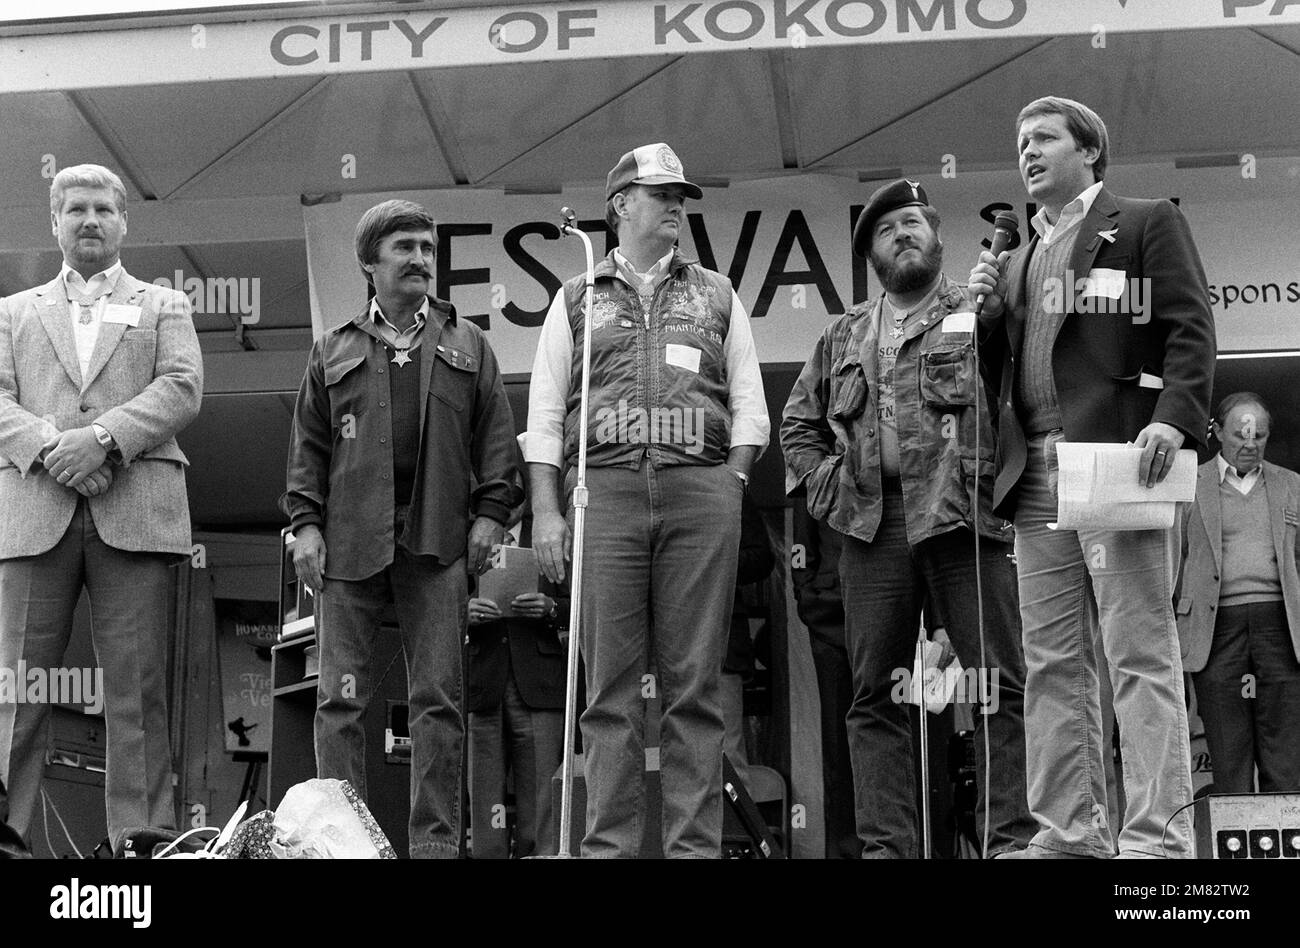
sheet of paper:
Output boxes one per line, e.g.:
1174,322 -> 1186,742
905,639 -> 964,714
477,545 -> 539,614
1088,445 -> 1196,504
1049,443 -> 1192,531
1051,498 -> 1177,531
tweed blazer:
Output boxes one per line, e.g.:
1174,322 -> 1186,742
0,269 -> 203,558
1175,460 -> 1300,672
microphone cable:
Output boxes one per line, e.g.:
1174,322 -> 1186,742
970,210 -> 1019,859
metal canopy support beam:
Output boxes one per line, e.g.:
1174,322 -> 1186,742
408,71 -> 470,186
474,56 -> 686,185
162,76 -> 335,201
179,243 -> 256,350
1249,26 -> 1300,60
766,50 -> 800,170
0,196 -> 305,252
806,38 -> 1055,169
65,89 -> 159,202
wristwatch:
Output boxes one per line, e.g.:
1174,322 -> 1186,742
547,599 -> 559,621
731,468 -> 750,491
92,423 -> 117,453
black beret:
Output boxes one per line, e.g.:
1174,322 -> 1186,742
852,179 -> 930,257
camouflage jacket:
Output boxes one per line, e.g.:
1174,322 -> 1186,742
780,274 -> 1012,547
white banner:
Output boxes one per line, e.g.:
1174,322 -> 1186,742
302,160 -> 1300,375
4,0 -> 1300,93
0,0 -> 312,23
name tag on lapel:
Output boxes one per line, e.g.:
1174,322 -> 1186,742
1081,268 -> 1126,300
102,304 -> 142,326
940,311 -> 975,334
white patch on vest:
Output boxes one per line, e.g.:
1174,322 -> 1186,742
665,343 -> 701,373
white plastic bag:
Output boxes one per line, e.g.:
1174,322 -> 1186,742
270,778 -> 394,859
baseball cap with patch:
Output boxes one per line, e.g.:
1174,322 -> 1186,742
852,178 -> 931,257
606,143 -> 704,200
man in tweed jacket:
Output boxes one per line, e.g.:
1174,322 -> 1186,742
0,164 -> 202,851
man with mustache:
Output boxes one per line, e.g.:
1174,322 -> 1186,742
526,143 -> 768,857
285,199 -> 522,857
0,164 -> 202,852
782,179 -> 1033,857
969,97 -> 1216,857
1176,393 -> 1300,795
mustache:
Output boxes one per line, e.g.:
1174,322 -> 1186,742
402,267 -> 431,277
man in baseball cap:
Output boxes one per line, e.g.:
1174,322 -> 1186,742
605,143 -> 703,200
525,142 -> 769,857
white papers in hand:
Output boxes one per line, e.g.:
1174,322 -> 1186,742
1050,443 -> 1197,531
905,638 -> 964,714
478,545 -> 540,613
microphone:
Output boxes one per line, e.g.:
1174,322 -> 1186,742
559,206 -> 578,234
974,210 -> 1020,317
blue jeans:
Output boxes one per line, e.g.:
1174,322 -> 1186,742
572,463 -> 742,857
838,487 -> 1033,858
315,543 -> 466,859
1014,431 -> 1194,857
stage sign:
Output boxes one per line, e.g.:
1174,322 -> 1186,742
4,1 -> 1300,92
302,162 -> 1300,376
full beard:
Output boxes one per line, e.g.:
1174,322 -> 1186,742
870,241 -> 943,295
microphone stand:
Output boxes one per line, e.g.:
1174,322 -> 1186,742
555,208 -> 594,858
915,628 -> 932,860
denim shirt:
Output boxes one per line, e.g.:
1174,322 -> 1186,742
781,274 -> 1012,547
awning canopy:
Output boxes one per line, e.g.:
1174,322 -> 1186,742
3,2 -> 1298,280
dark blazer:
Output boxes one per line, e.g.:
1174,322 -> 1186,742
1175,460 -> 1300,672
983,187 -> 1217,519
466,577 -> 567,713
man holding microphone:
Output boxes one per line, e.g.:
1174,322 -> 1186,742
969,97 -> 1216,858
